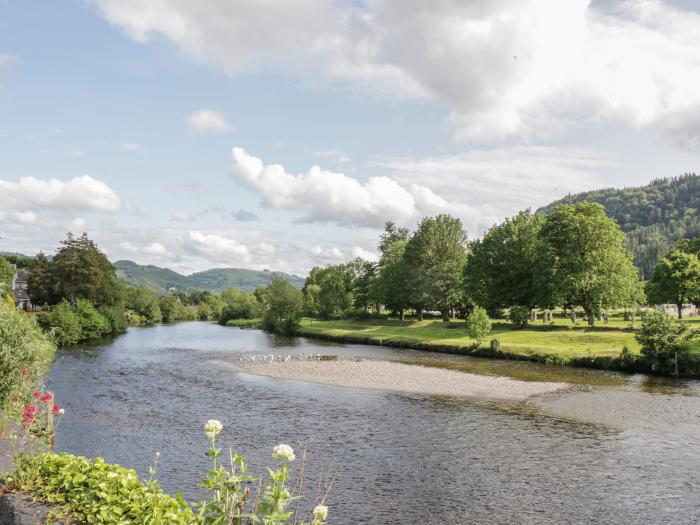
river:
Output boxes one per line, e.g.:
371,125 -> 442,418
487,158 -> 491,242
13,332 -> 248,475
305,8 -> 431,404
47,322 -> 700,524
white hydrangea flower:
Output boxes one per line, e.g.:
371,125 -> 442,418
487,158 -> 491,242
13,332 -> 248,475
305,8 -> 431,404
272,443 -> 295,462
204,419 -> 223,438
58,408 -> 65,415
313,505 -> 328,520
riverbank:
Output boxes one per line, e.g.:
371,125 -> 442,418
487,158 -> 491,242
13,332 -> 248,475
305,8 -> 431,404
297,318 -> 641,367
237,357 -> 569,400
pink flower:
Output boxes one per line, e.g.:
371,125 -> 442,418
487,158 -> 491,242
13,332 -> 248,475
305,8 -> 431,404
41,392 -> 53,404
21,368 -> 29,375
52,403 -> 61,416
33,390 -> 40,398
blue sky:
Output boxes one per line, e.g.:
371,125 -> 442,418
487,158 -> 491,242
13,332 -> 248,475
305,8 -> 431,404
1,0 -> 700,275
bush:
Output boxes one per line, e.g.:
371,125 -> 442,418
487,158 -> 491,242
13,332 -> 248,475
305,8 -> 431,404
508,306 -> 530,328
466,306 -> 492,343
6,453 -> 195,524
0,304 -> 55,407
37,300 -> 82,346
74,300 -> 111,340
636,310 -> 697,375
98,305 -> 128,333
4,421 -> 330,525
490,338 -> 501,352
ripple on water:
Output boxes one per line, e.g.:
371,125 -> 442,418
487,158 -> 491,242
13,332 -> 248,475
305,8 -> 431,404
48,323 -> 700,525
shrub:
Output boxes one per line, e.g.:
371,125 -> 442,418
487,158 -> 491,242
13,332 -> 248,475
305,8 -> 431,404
6,453 -> 195,524
74,300 -> 111,340
37,300 -> 82,346
0,303 -> 55,407
4,421 -> 330,525
466,306 -> 492,343
98,305 -> 128,333
490,338 -> 501,352
636,310 -> 697,375
508,306 -> 530,328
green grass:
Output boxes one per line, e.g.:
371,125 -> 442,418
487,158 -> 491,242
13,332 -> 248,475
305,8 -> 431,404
298,318 -> 640,360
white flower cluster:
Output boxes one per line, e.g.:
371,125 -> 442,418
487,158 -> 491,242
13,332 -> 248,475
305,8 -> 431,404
272,443 -> 295,462
313,505 -> 328,520
204,419 -> 223,439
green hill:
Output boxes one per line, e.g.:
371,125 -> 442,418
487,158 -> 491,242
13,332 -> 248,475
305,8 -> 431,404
114,260 -> 305,294
542,174 -> 700,278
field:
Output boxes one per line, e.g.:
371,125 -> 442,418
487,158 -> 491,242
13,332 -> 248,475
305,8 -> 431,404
298,318 -> 641,361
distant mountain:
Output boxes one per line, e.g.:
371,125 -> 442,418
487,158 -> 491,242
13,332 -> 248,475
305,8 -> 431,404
114,260 -> 305,294
541,174 -> 700,278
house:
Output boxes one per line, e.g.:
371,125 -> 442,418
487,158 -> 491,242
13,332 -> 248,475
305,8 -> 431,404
11,268 -> 33,310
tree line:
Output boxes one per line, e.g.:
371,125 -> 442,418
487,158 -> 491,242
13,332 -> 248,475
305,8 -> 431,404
300,202 -> 645,327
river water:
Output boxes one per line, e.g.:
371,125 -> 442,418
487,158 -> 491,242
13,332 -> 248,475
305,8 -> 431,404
47,322 -> 700,524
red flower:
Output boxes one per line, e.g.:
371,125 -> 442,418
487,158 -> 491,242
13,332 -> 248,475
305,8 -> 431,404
33,390 -> 40,398
52,403 -> 61,415
21,368 -> 29,375
41,392 -> 53,403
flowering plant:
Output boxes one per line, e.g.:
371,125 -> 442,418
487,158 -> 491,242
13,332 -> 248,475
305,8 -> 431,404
20,386 -> 64,444
198,420 -> 329,525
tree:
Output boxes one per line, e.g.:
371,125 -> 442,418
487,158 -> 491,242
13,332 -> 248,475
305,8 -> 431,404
646,250 -> 700,319
465,210 -> 544,312
262,278 -> 304,334
304,265 -> 353,319
124,286 -> 162,323
0,255 -> 15,292
537,203 -> 643,326
50,232 -> 116,304
466,306 -> 492,343
345,258 -> 377,312
636,310 -> 696,375
28,253 -> 56,306
404,214 -> 468,321
372,223 -> 411,319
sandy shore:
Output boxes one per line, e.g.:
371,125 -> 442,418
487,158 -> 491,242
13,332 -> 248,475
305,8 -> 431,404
237,358 -> 569,401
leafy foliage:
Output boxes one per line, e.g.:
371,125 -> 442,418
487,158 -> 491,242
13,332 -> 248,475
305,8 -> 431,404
636,310 -> 697,375
466,306 -> 492,342
466,210 -> 544,311
646,250 -> 700,318
0,303 -> 55,407
404,214 -> 468,320
537,203 -> 643,325
508,306 -> 531,328
6,453 -> 196,524
263,278 -> 304,334
0,255 -> 15,291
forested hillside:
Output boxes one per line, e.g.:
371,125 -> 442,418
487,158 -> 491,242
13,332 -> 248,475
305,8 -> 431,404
114,260 -> 304,293
542,174 -> 700,278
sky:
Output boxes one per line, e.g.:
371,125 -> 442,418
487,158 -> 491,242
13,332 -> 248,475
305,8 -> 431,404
1,0 -> 700,276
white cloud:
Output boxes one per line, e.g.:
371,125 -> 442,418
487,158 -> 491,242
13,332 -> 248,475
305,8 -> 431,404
69,150 -> 85,158
184,109 -> 232,135
377,146 -> 609,235
120,241 -> 167,255
0,175 -> 122,213
0,54 -> 18,71
186,230 -> 249,262
230,146 -> 453,227
95,0 -> 700,146
170,211 -> 194,222
120,143 -> 140,152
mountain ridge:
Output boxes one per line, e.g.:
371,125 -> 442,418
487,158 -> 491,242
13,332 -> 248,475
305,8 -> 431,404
114,259 -> 305,294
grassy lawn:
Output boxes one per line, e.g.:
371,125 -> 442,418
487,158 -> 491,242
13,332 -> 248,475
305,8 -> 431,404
298,318 -> 641,360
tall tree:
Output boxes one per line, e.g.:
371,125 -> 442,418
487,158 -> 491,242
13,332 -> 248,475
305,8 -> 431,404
465,210 -> 544,312
304,265 -> 353,319
538,202 -> 643,326
646,250 -> 700,319
404,214 -> 468,321
50,232 -> 116,304
372,222 -> 411,319
345,258 -> 377,312
263,278 -> 304,334
27,252 -> 56,306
